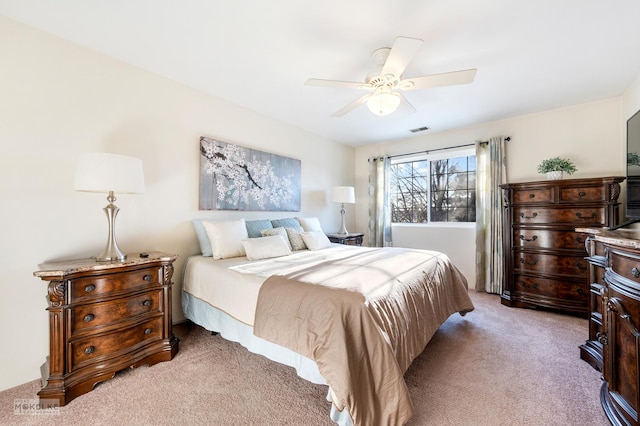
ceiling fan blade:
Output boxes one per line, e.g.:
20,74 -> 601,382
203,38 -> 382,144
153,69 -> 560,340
305,78 -> 369,90
402,68 -> 477,90
380,36 -> 423,79
330,93 -> 372,117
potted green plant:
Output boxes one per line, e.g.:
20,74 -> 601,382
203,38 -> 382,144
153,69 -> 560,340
537,157 -> 577,180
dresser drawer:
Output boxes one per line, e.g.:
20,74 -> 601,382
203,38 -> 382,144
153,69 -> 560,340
70,316 -> 163,371
70,290 -> 163,336
512,188 -> 553,204
513,229 -> 586,250
70,267 -> 162,302
513,207 -> 605,225
608,248 -> 640,285
515,252 -> 589,276
513,274 -> 588,303
559,186 -> 605,203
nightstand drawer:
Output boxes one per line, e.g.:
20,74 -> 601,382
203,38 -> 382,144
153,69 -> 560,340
70,316 -> 163,371
70,267 -> 162,302
70,289 -> 163,336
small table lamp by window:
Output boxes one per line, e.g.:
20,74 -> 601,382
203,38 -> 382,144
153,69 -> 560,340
74,153 -> 145,262
331,186 -> 355,235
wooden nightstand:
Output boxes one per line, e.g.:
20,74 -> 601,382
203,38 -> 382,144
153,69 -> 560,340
326,232 -> 364,246
33,251 -> 179,406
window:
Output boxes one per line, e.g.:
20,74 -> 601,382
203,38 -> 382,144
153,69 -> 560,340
390,149 -> 476,223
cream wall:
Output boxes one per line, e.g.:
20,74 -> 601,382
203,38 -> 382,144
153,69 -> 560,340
354,97 -> 626,287
0,17 -> 355,391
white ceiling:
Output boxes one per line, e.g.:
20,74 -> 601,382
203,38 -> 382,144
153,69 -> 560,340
2,0 -> 640,147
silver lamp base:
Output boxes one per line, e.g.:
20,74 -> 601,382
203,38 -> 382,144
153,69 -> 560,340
338,203 -> 349,235
96,191 -> 127,262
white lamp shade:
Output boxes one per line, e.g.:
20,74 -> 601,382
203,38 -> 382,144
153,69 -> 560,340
74,153 -> 145,194
367,91 -> 401,116
331,186 -> 355,204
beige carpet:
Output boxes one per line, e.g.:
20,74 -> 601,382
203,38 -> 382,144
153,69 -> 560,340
0,291 -> 609,425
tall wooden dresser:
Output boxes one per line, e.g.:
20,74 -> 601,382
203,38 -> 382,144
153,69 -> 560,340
33,251 -> 179,406
500,176 -> 624,316
578,228 -> 640,426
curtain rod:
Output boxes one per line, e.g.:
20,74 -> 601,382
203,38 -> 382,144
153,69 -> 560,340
384,136 -> 511,160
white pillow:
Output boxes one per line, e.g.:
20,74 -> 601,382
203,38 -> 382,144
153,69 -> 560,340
297,217 -> 324,232
300,231 -> 332,251
242,235 -> 292,260
260,227 -> 292,249
203,219 -> 249,260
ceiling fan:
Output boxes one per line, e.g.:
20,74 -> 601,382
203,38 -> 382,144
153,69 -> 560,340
305,36 -> 477,117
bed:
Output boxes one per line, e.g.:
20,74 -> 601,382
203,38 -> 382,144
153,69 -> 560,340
182,219 -> 474,426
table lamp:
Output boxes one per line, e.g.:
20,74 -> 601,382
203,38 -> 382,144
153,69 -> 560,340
331,186 -> 355,235
74,153 -> 145,261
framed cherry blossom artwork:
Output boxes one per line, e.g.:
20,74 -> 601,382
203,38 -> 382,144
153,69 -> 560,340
199,137 -> 301,211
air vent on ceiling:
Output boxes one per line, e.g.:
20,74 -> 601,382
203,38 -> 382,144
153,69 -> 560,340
409,126 -> 430,133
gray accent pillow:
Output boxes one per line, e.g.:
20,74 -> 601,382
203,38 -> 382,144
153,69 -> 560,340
285,227 -> 307,250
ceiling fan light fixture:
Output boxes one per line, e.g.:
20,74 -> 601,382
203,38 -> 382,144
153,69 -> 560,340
367,91 -> 401,116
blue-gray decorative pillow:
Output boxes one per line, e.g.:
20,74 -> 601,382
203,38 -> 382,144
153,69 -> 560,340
192,219 -> 213,257
245,219 -> 274,238
271,218 -> 302,230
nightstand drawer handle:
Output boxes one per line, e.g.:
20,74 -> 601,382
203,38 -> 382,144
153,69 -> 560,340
519,235 -> 537,242
142,299 -> 152,307
83,314 -> 95,322
579,191 -> 586,197
84,346 -> 95,355
84,284 -> 96,293
144,328 -> 153,335
528,193 -> 535,198
632,267 -> 640,278
143,275 -> 152,282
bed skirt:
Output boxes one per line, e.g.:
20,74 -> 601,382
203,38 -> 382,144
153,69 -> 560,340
181,291 -> 353,425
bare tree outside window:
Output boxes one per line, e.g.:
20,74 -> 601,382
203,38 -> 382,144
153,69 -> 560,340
390,155 -> 476,223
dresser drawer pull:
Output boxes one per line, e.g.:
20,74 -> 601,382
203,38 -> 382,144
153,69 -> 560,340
528,193 -> 535,198
83,314 -> 95,322
143,275 -> 152,282
519,235 -> 537,242
519,258 -> 538,266
84,284 -> 96,293
577,288 -> 587,296
518,280 -> 539,289
632,267 -> 640,278
519,212 -> 538,220
576,236 -> 584,244
84,346 -> 95,355
579,191 -> 586,197
144,328 -> 153,335
575,212 -> 597,220
577,263 -> 587,270
142,299 -> 152,307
